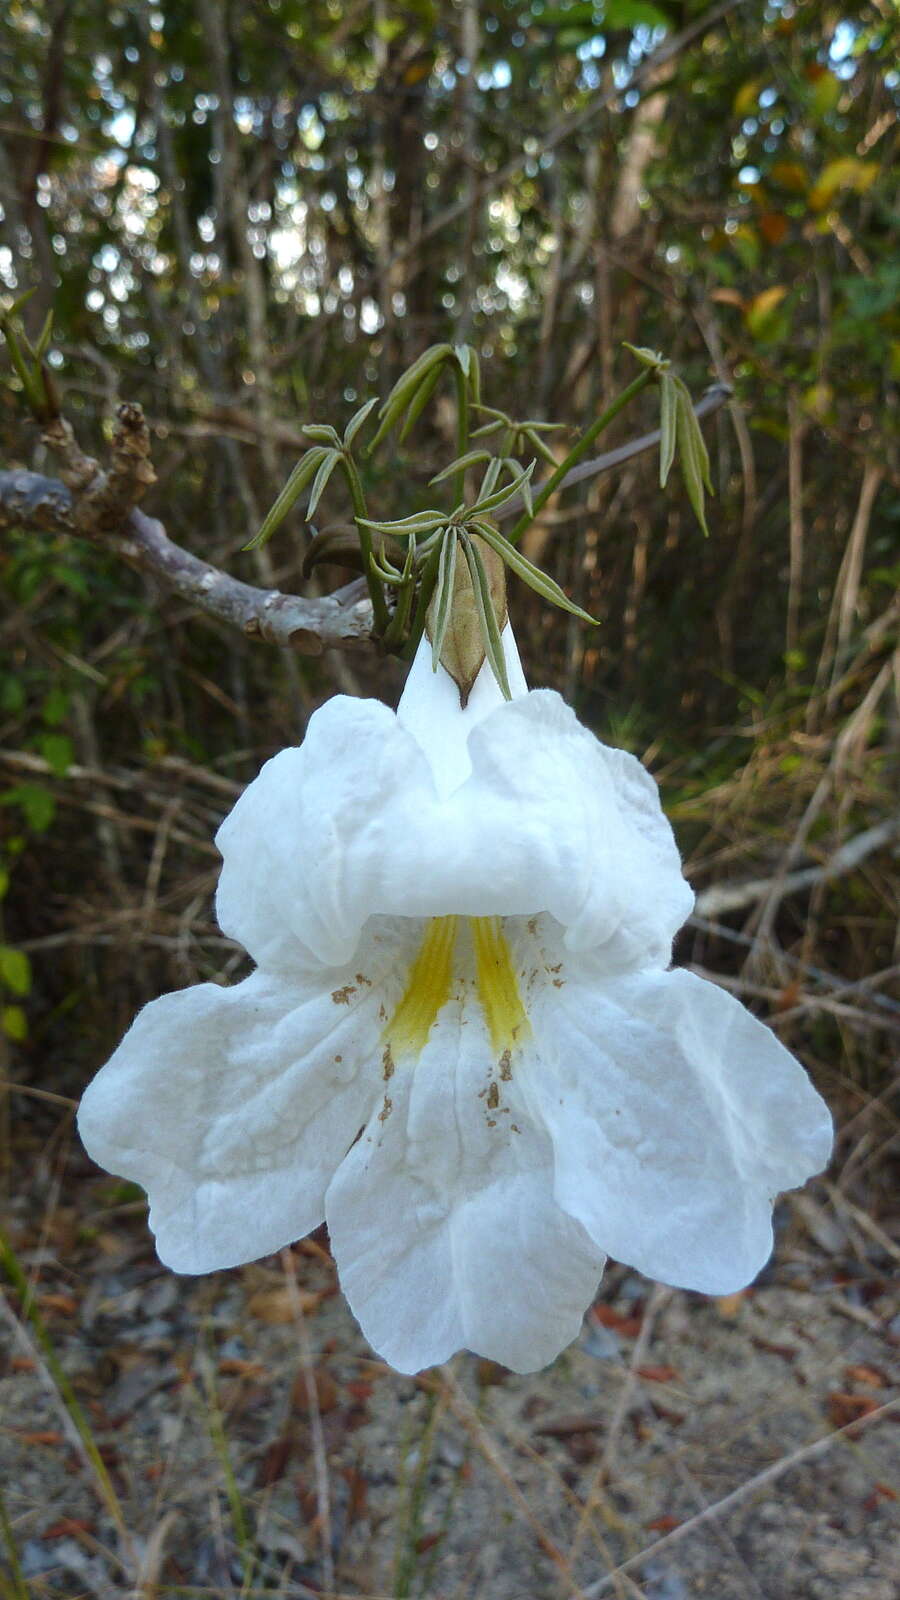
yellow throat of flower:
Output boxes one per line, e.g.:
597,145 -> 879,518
385,915 -> 531,1061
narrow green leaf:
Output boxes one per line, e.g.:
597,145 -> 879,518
34,309 -> 54,359
244,447 -> 327,549
302,423 -> 341,446
306,449 -> 341,519
479,457 -> 503,499
675,385 -> 710,535
429,450 -> 491,485
462,536 -> 512,701
466,346 -> 481,406
659,370 -> 677,488
371,342 -> 453,449
454,343 -> 471,379
623,341 -> 668,372
472,520 -> 597,624
676,378 -> 713,493
342,396 -> 378,447
524,426 -> 561,466
398,361 -> 444,443
430,532 -> 458,671
473,458 -> 535,515
358,509 -> 446,536
506,457 -> 533,518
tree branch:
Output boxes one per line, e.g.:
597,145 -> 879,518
0,467 -> 374,653
0,385 -> 729,651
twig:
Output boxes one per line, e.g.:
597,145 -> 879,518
581,1398 -> 900,1597
693,814 -> 900,918
0,468 -> 375,654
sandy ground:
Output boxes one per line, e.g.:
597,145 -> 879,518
1,1143 -> 898,1600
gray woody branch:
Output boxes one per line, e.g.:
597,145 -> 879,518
0,387 -> 731,652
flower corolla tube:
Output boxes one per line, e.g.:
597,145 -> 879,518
78,629 -> 833,1374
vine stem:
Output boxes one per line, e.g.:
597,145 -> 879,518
506,368 -> 654,544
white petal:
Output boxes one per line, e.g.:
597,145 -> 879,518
526,966 -> 833,1295
326,1000 -> 606,1373
397,623 -> 528,800
78,968 -> 388,1273
461,693 -> 694,968
217,669 -> 690,973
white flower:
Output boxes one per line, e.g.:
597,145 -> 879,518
78,628 -> 832,1374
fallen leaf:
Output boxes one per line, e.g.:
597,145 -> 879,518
647,1514 -> 680,1532
636,1365 -> 680,1383
291,1366 -> 338,1414
845,1364 -> 887,1389
247,1286 -> 322,1324
593,1304 -> 643,1337
827,1392 -> 880,1429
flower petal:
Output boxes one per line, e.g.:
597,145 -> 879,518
526,966 -> 833,1295
217,681 -> 691,973
325,1000 -> 606,1373
396,623 -> 528,800
78,968 -> 389,1273
461,693 -> 694,969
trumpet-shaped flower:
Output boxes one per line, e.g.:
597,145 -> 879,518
78,630 -> 832,1374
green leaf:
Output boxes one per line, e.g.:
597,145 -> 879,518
306,449 -> 341,519
2,1005 -> 27,1043
429,450 -> 491,485
472,459 -> 535,516
461,536 -> 512,701
659,371 -> 677,488
0,784 -> 56,833
0,946 -> 30,998
41,687 -> 69,727
0,866 -> 9,902
342,396 -> 378,447
472,521 -> 597,624
675,382 -> 712,535
398,361 -> 445,444
244,447 -> 328,549
302,423 -> 341,446
39,733 -> 73,777
429,532 -> 458,671
358,509 -> 447,537
370,343 -> 453,450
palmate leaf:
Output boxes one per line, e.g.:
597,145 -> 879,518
470,520 -> 596,626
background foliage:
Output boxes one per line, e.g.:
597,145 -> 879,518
0,0 -> 897,1221
0,3 -> 898,1596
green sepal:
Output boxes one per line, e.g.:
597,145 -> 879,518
429,531 -> 458,671
461,535 -> 512,701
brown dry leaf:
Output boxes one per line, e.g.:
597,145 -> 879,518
647,1514 -> 680,1532
827,1391 -> 880,1428
291,1366 -> 338,1414
247,1285 -> 322,1324
592,1303 -> 643,1336
715,1291 -> 746,1318
636,1365 -> 680,1383
845,1364 -> 888,1389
